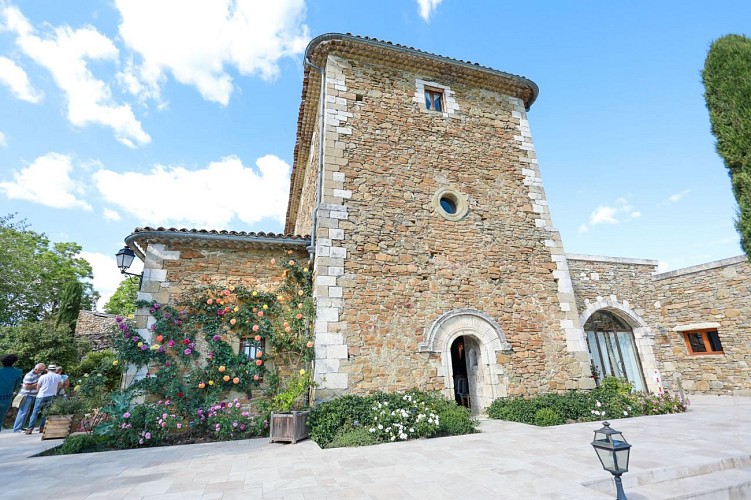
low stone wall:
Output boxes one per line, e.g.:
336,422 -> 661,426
653,256 -> 751,395
75,310 -> 117,351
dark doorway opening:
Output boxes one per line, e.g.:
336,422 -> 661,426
451,336 -> 470,408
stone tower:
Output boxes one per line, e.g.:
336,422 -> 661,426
285,34 -> 594,407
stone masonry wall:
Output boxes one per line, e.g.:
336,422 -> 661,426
653,256 -> 751,395
75,310 -> 117,351
307,55 -> 591,402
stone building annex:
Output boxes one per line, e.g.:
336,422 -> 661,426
122,33 -> 751,411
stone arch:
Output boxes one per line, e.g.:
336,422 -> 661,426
420,309 -> 512,412
580,295 -> 659,393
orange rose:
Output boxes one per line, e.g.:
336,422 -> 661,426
223,375 -> 230,382
155,335 -> 164,343
256,360 -> 263,366
254,335 -> 261,341
252,324 -> 259,332
198,382 -> 206,389
230,318 -> 236,325
232,377 -> 240,384
218,366 -> 226,372
256,351 -> 263,358
207,299 -> 213,305
253,374 -> 259,381
285,326 -> 291,332
296,313 -> 303,319
306,341 -> 314,348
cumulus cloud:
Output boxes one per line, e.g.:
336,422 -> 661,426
80,250 -> 143,311
0,152 -> 92,210
0,56 -> 43,102
115,0 -> 309,106
417,0 -> 443,21
1,5 -> 150,147
578,198 -> 640,233
93,154 -> 290,228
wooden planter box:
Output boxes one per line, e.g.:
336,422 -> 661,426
269,410 -> 309,444
43,414 -> 73,440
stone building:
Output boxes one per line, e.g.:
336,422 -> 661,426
124,34 -> 751,410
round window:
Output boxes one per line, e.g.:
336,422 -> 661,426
440,196 -> 457,214
432,187 -> 468,221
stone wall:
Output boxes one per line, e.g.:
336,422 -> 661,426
75,310 -> 117,351
653,256 -> 751,395
302,54 -> 592,404
133,239 -> 309,341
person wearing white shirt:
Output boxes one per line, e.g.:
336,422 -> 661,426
24,364 -> 62,434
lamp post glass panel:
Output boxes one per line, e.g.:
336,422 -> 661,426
116,247 -> 136,274
591,421 -> 631,500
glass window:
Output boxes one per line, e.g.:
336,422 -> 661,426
425,88 -> 443,112
683,329 -> 723,355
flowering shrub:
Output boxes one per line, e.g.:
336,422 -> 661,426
369,393 -> 440,442
196,398 -> 256,441
308,390 -> 477,449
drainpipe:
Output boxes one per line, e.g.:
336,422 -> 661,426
303,57 -> 326,262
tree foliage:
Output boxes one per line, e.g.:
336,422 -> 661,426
0,319 -> 90,372
0,213 -> 99,326
103,277 -> 139,316
56,280 -> 83,333
702,34 -> 751,258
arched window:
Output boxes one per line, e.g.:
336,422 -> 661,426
584,310 -> 646,392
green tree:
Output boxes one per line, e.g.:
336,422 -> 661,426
0,213 -> 99,326
702,34 -> 751,258
103,277 -> 139,316
0,319 -> 90,372
56,280 -> 83,333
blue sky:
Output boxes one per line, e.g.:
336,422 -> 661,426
0,0 -> 748,309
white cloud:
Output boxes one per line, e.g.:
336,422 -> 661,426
0,131 -> 6,148
1,5 -> 150,147
668,189 -> 689,203
93,154 -> 290,228
417,0 -> 442,22
589,205 -> 618,225
103,208 -> 121,221
0,56 -> 43,102
80,250 -> 143,311
0,152 -> 92,210
114,0 -> 309,105
578,197 -> 640,233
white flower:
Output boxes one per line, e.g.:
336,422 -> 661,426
623,411 -> 628,416
390,436 -> 395,441
378,424 -> 383,430
409,428 -> 414,433
596,401 -> 602,408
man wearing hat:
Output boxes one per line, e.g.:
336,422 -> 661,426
24,364 -> 62,434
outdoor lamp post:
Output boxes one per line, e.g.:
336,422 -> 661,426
591,421 -> 631,500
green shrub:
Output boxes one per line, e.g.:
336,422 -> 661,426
58,433 -> 109,455
308,394 -> 374,448
437,404 -> 477,435
43,397 -> 87,416
487,396 -> 539,423
327,425 -> 378,448
534,408 -> 563,426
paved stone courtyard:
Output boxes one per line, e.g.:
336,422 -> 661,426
1,395 -> 749,499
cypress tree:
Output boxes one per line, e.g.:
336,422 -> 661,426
702,34 -> 751,259
56,280 -> 83,334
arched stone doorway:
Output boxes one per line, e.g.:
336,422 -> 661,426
420,309 -> 512,413
584,310 -> 647,392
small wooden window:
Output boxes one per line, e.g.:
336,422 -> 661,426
424,88 -> 443,112
683,329 -> 723,355
241,338 -> 266,380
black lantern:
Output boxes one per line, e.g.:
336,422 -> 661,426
115,246 -> 142,286
591,421 -> 631,500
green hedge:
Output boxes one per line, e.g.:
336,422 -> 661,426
487,377 -> 687,426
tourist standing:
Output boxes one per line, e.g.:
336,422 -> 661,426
0,354 -> 23,432
12,363 -> 45,432
56,366 -> 69,398
25,364 -> 62,433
